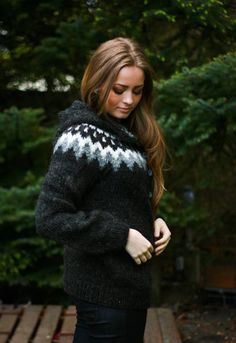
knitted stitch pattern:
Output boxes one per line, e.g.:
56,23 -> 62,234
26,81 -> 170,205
35,100 -> 155,309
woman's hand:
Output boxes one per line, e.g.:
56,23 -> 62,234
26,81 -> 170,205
154,218 -> 171,256
125,229 -> 154,265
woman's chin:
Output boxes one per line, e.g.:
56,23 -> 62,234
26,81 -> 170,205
110,111 -> 130,120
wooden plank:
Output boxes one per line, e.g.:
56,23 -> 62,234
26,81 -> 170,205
60,315 -> 76,336
0,305 -> 15,313
0,306 -> 21,343
0,334 -> 9,343
0,313 -> 18,334
63,306 -> 76,316
10,305 -> 43,343
58,306 -> 76,343
58,336 -> 73,343
32,305 -> 62,343
0,312 -> 19,343
157,308 -> 182,343
0,305 -> 22,315
144,307 -> 163,343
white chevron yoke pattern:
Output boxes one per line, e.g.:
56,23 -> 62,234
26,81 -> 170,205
53,124 -> 147,171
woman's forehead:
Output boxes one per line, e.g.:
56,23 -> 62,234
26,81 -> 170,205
114,66 -> 145,86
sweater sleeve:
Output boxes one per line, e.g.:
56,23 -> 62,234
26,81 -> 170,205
35,124 -> 130,254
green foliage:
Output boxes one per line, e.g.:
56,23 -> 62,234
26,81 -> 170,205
1,0 -> 235,90
0,107 -> 54,184
156,52 -> 236,157
156,52 -> 236,244
0,181 -> 40,230
0,176 -> 63,287
0,106 -> 62,289
31,19 -> 94,87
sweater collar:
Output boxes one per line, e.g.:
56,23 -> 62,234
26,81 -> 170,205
55,100 -> 143,150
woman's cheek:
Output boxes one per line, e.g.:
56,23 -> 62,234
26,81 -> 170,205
107,92 -> 120,108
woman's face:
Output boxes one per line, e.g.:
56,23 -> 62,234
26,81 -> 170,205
103,66 -> 145,120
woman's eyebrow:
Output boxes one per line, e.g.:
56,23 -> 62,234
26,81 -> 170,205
114,83 -> 144,88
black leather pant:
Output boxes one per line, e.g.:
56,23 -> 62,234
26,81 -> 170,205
72,298 -> 147,342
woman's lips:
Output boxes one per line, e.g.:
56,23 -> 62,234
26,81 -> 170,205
117,107 -> 131,113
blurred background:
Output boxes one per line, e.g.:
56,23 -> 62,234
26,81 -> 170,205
0,0 -> 235,313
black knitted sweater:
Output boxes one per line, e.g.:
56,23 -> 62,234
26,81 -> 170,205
35,100 -> 155,309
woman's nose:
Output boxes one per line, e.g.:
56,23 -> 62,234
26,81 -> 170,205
123,91 -> 133,105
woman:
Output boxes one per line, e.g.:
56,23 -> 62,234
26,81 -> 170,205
35,37 -> 171,342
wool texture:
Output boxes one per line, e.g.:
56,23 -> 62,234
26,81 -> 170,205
35,100 -> 155,309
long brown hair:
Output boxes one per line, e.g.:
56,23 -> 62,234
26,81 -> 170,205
81,37 -> 166,216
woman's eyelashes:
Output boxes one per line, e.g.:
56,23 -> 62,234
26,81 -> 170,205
112,87 -> 143,96
112,87 -> 123,95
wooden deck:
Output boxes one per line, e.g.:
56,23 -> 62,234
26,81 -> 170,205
0,304 -> 182,343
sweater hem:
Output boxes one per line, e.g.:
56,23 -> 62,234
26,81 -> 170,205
63,280 -> 150,310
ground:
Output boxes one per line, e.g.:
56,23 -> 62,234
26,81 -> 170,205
175,304 -> 236,343
159,282 -> 236,343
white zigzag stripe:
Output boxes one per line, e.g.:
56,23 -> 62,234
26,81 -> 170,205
53,126 -> 147,171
